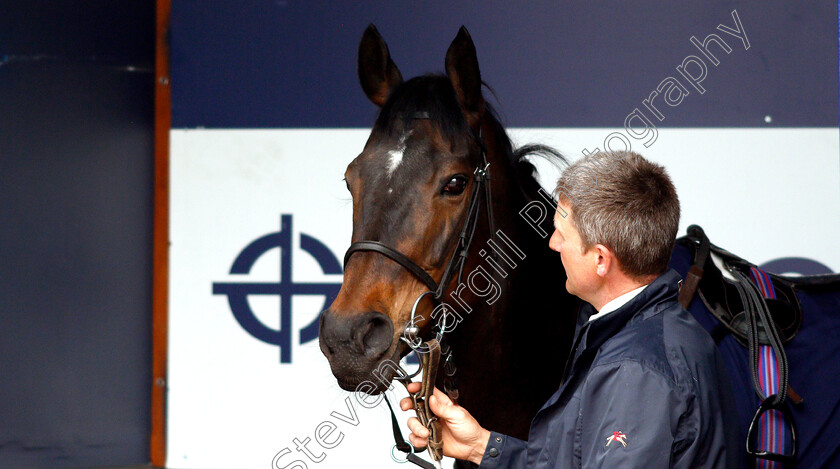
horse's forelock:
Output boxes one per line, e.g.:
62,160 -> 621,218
374,75 -> 472,150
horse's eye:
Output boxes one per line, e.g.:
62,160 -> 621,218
442,175 -> 468,195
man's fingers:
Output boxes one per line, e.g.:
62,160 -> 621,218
407,417 -> 429,438
431,387 -> 452,406
399,397 -> 413,411
428,388 -> 456,418
408,433 -> 428,449
405,382 -> 422,393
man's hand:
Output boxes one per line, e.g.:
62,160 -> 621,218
400,382 -> 491,465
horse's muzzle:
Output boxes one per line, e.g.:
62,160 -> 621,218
319,309 -> 396,390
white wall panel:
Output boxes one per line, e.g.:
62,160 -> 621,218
168,127 -> 839,468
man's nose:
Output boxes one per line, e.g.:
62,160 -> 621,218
548,231 -> 562,253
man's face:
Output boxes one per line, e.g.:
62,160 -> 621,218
548,202 -> 599,302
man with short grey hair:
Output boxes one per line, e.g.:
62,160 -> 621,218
402,150 -> 738,468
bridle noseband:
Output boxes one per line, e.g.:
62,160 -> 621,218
341,114 -> 496,468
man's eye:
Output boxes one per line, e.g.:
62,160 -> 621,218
442,175 -> 467,195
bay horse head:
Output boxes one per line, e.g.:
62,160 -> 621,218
320,24 -> 577,444
319,25 -> 502,392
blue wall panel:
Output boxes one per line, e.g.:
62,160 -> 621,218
171,1 -> 838,128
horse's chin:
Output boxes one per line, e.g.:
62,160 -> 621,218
335,377 -> 389,394
331,343 -> 410,395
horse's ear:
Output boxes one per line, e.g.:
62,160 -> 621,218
445,26 -> 484,127
358,24 -> 403,107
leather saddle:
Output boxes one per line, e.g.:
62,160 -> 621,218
677,225 -> 803,346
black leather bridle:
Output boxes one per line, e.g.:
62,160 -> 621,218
341,115 -> 496,468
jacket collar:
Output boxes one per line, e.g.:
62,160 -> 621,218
564,269 -> 683,381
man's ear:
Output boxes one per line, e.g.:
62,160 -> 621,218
593,244 -> 613,277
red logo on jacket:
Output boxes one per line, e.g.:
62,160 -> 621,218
605,431 -> 628,448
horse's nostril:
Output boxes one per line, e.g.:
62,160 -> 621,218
319,309 -> 339,358
352,312 -> 394,358
320,309 -> 394,360
362,316 -> 392,357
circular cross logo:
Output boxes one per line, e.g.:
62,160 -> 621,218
213,214 -> 342,363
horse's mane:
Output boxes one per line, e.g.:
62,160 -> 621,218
373,74 -> 567,202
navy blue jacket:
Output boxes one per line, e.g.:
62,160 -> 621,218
479,269 -> 738,468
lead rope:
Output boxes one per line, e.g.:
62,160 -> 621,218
415,339 -> 444,461
385,340 -> 447,469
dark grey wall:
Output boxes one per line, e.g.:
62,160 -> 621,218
0,1 -> 154,467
